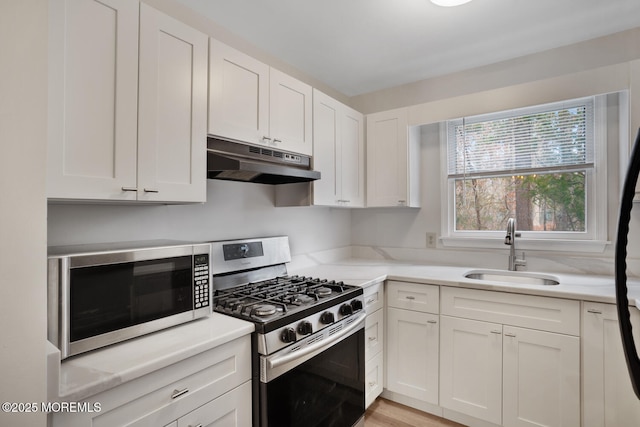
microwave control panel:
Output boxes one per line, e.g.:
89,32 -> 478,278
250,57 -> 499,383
194,254 -> 210,309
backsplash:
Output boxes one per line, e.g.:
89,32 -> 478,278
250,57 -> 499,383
47,180 -> 351,256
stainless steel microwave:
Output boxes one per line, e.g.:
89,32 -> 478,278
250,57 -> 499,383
47,241 -> 211,359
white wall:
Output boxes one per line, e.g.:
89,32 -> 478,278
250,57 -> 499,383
48,180 -> 352,256
0,1 -> 48,426
352,105 -> 640,277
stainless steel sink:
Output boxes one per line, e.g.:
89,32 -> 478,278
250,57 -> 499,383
464,270 -> 560,286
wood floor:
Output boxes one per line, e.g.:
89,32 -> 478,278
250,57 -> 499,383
364,398 -> 467,427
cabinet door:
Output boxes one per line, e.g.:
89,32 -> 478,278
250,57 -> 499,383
47,0 -> 138,200
502,326 -> 580,427
366,108 -> 410,207
177,381 -> 252,427
270,68 -> 313,155
312,89 -> 364,207
583,303 -> 640,427
137,4 -> 208,203
365,351 -> 384,409
386,307 -> 439,404
340,106 -> 365,207
365,308 -> 384,360
439,315 -> 502,425
312,89 -> 340,205
208,39 -> 269,146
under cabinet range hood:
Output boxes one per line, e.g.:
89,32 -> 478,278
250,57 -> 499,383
206,137 -> 320,185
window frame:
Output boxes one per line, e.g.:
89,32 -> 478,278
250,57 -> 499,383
439,95 -> 609,253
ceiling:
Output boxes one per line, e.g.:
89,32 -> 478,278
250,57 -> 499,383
175,0 -> 640,97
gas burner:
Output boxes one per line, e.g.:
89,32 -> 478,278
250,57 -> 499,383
290,294 -> 315,305
314,287 -> 332,297
253,304 -> 277,317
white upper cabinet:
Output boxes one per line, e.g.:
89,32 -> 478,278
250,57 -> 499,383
137,4 -> 207,203
312,89 -> 364,207
208,39 -> 269,146
366,108 -> 420,207
47,0 -> 139,201
269,69 -> 313,155
47,0 -> 207,203
209,40 -> 313,156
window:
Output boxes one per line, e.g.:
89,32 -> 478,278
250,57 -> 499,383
442,96 -> 608,250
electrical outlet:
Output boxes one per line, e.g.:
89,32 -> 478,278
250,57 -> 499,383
426,232 -> 437,248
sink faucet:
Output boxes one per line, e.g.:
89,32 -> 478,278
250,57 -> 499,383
505,218 -> 526,271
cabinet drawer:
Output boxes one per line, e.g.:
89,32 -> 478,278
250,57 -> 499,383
177,381 -> 252,427
365,351 -> 384,409
364,282 -> 384,313
441,287 -> 580,335
365,308 -> 384,359
387,281 -> 439,314
91,337 -> 251,427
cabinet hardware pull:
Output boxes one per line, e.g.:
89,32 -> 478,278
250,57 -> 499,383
262,136 -> 272,142
369,382 -> 377,387
367,298 -> 376,304
405,296 -> 415,300
504,333 -> 517,338
427,320 -> 437,324
171,388 -> 189,399
398,200 -> 406,204
490,330 -> 501,334
368,336 -> 377,341
587,309 -> 602,314
343,199 -> 350,203
191,424 -> 203,427
272,139 -> 281,144
143,188 -> 159,193
121,187 -> 137,192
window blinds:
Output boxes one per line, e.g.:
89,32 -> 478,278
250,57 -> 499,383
447,97 -> 594,179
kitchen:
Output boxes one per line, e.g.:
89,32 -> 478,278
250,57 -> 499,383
3,0 -> 640,426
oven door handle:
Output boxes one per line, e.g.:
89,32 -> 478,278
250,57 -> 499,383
265,312 -> 366,372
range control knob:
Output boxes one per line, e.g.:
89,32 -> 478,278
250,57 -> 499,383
350,299 -> 364,311
340,304 -> 354,316
297,321 -> 313,335
320,311 -> 335,324
281,327 -> 297,343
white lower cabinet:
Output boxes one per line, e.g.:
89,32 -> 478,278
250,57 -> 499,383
583,302 -> 640,427
173,381 -> 251,427
387,307 -> 439,404
439,287 -> 581,427
385,281 -> 439,405
502,326 -> 580,427
439,315 -> 503,425
364,282 -> 385,408
50,336 -> 252,427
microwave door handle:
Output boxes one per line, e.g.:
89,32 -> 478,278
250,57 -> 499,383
266,312 -> 365,370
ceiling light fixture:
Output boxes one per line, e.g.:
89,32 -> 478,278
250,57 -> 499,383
430,0 -> 473,6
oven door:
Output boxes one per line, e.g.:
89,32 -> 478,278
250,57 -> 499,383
259,313 -> 365,427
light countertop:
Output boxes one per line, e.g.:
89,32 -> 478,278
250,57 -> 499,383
50,258 -> 640,403
49,313 -> 254,402
289,259 -> 640,309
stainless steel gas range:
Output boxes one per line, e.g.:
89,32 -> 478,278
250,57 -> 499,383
210,236 -> 365,427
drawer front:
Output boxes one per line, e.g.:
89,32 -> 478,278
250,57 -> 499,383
364,282 -> 384,314
365,308 -> 384,359
91,336 -> 252,427
365,351 -> 384,409
387,280 -> 439,314
441,287 -> 580,336
177,381 -> 252,427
